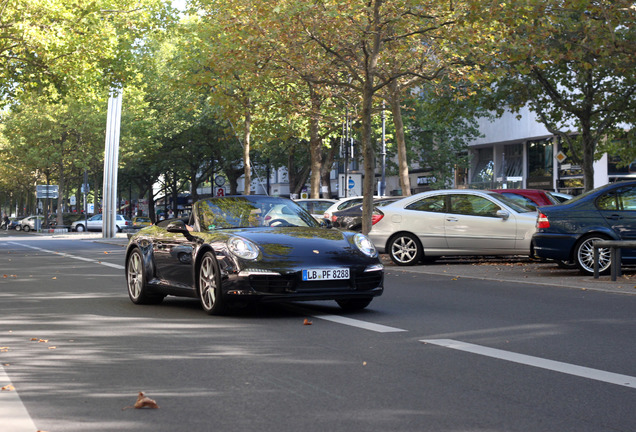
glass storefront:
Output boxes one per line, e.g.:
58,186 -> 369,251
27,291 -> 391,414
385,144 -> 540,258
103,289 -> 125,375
527,138 -> 553,189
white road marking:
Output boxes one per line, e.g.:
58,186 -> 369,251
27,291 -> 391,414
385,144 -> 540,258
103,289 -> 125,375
312,314 -> 407,333
7,242 -> 125,270
0,365 -> 39,432
422,339 -> 636,388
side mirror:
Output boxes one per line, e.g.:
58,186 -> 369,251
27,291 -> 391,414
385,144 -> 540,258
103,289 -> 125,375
166,220 -> 189,234
496,210 -> 510,220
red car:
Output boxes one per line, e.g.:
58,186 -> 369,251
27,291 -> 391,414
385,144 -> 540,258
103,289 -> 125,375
489,189 -> 560,210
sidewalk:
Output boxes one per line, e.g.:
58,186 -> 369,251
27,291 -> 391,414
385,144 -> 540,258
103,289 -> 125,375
382,255 -> 636,296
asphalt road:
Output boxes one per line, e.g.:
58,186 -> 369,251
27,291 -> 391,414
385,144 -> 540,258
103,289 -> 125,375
1,231 -> 635,432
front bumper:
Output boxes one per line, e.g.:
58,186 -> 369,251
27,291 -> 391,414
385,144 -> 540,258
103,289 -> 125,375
222,266 -> 384,302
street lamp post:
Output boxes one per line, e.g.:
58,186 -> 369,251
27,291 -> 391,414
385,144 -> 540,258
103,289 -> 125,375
102,90 -> 122,238
381,101 -> 386,196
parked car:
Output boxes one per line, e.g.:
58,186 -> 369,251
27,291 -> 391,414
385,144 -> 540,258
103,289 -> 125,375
368,190 -> 537,266
532,180 -> 636,275
294,198 -> 337,221
132,216 -> 153,228
331,197 -> 405,231
71,214 -> 131,232
550,191 -> 573,203
1,217 -> 20,230
125,195 -> 384,314
15,215 -> 44,232
489,189 -> 560,210
323,196 -> 379,221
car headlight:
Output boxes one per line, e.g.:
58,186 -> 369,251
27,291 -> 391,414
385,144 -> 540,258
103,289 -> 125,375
228,236 -> 260,260
353,233 -> 378,258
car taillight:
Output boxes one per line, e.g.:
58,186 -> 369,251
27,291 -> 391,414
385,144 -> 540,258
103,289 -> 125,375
537,212 -> 550,229
371,214 -> 384,225
331,215 -> 338,222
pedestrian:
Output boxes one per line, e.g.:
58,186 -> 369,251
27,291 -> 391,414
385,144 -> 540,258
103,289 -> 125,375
3,214 -> 9,231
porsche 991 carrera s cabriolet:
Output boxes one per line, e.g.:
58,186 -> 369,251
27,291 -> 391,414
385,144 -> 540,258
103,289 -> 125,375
125,195 -> 384,314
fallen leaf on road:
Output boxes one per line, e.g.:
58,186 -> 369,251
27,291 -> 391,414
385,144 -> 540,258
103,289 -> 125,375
2,384 -> 15,391
303,319 -> 312,325
134,391 -> 159,409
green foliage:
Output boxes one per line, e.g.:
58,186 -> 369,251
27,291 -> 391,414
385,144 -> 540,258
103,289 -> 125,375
473,0 -> 636,189
403,82 -> 486,189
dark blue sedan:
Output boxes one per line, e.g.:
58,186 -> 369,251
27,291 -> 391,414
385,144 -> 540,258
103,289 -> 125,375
532,180 -> 636,275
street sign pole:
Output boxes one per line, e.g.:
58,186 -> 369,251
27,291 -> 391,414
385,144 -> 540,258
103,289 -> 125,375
102,90 -> 122,238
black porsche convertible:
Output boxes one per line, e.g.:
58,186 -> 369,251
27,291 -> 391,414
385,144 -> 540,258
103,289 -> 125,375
125,195 -> 384,314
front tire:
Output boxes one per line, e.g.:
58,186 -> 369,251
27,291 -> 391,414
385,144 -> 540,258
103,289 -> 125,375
198,251 -> 226,315
388,233 -> 422,266
127,249 -> 163,305
75,224 -> 85,232
574,234 -> 611,276
22,225 -> 30,232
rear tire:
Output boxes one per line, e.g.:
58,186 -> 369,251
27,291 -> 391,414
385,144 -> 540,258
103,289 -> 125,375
388,233 -> 422,266
574,234 -> 611,276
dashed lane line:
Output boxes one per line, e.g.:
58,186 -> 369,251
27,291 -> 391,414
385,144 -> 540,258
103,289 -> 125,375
422,339 -> 636,388
311,314 -> 407,333
0,365 -> 39,432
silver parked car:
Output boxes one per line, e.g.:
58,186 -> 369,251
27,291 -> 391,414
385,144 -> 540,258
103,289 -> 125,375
368,190 -> 538,266
71,214 -> 131,232
16,215 -> 44,232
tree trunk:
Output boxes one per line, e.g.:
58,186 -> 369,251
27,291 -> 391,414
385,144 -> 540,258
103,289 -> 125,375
581,119 -> 595,191
360,79 -> 376,235
308,86 -> 323,199
389,80 -> 411,196
321,137 -> 339,198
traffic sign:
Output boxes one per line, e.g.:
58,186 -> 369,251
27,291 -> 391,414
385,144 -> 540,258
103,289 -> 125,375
556,151 -> 567,164
36,185 -> 59,199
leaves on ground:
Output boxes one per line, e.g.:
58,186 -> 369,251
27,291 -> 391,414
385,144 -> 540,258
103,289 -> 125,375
1,384 -> 15,391
122,391 -> 160,410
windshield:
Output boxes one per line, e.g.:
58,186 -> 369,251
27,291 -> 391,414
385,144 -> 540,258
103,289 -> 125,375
486,192 -> 535,213
196,196 -> 320,231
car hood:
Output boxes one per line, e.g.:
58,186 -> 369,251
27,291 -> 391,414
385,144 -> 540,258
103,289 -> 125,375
201,227 -> 376,266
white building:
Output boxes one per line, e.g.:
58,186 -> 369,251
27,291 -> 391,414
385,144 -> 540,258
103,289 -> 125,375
465,107 -> 634,195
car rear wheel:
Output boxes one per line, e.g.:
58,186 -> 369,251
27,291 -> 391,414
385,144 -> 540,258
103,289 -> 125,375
388,233 -> 422,266
198,251 -> 226,315
75,224 -> 85,232
127,249 -> 163,305
574,234 -> 611,276
336,298 -> 372,311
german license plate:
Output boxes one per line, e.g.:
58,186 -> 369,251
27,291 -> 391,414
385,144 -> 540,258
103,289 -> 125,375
302,268 -> 350,281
